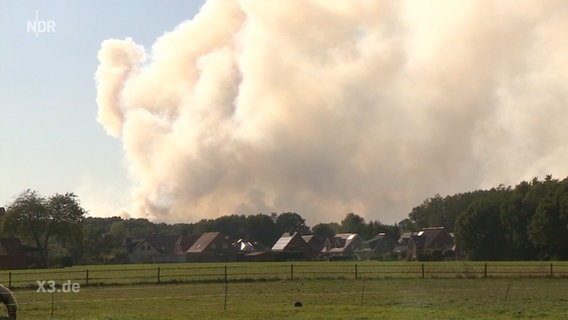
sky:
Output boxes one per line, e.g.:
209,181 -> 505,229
3,1 -> 568,227
0,0 -> 205,217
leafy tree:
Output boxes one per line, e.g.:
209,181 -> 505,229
340,212 -> 365,234
211,215 -> 247,240
397,218 -> 418,232
455,196 -> 505,260
109,221 -> 128,244
403,176 -> 568,260
408,194 -> 444,229
3,190 -> 86,267
312,222 -> 340,239
171,223 -> 195,236
365,220 -> 400,242
245,214 -> 279,246
500,180 -> 537,259
528,197 -> 560,259
80,217 -> 123,263
82,226 -> 116,263
405,191 -> 495,233
526,178 -> 568,259
275,212 -> 310,235
192,218 -> 216,235
441,192 -> 486,232
123,218 -> 155,238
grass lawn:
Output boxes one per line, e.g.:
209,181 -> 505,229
10,277 -> 568,319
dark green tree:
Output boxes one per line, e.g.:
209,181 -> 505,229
81,227 -> 118,263
408,194 -> 445,229
526,177 -> 568,259
397,218 -> 418,232
109,221 -> 128,244
245,214 -> 279,246
192,218 -> 216,235
500,180 -> 537,259
340,212 -> 365,234
528,197 -> 560,259
312,222 -> 340,239
406,191 -> 495,233
365,220 -> 400,242
210,215 -> 247,240
275,212 -> 310,235
455,196 -> 505,260
3,190 -> 86,267
123,218 -> 155,238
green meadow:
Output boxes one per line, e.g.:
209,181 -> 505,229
4,261 -> 568,288
3,261 -> 568,319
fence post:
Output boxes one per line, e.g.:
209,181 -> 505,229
224,265 -> 228,311
484,263 -> 487,278
421,264 -> 424,278
355,264 -> 358,280
8,272 -> 11,290
85,269 -> 89,286
290,264 -> 294,280
157,267 -> 161,284
550,263 -> 553,277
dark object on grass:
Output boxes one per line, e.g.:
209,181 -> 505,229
0,284 -> 17,319
294,301 -> 302,307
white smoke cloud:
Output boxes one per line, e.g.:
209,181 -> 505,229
95,0 -> 568,225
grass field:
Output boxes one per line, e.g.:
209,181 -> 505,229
3,262 -> 568,319
10,277 -> 568,319
4,261 -> 568,289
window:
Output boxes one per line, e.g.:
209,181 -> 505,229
222,243 -> 228,249
211,243 -> 217,249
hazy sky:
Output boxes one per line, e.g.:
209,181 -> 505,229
3,1 -> 568,227
0,1 -> 204,216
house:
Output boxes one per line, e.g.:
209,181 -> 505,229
0,238 -> 28,270
172,231 -> 200,254
186,232 -> 237,262
234,239 -> 267,253
395,227 -> 454,261
414,227 -> 454,260
356,233 -> 396,260
322,233 -> 363,260
125,234 -> 187,264
271,232 -> 312,261
125,237 -> 162,264
241,251 -> 274,262
393,232 -> 418,261
301,235 -> 325,256
235,240 -> 272,262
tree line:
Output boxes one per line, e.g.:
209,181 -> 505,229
401,175 -> 568,260
0,191 -> 398,266
2,175 -> 568,266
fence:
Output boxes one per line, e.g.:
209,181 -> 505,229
3,262 -> 568,290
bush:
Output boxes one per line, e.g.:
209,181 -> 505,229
60,256 -> 74,267
48,256 -> 73,268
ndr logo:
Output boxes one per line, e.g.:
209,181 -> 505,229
27,10 -> 56,37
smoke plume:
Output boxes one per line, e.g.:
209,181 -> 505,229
95,0 -> 568,224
